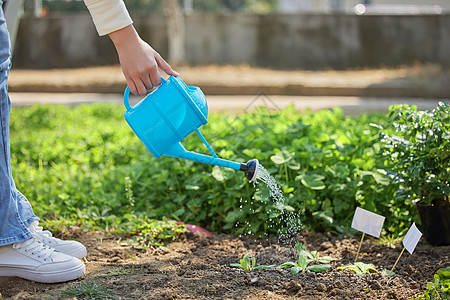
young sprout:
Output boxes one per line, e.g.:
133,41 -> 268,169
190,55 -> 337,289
230,251 -> 275,271
337,262 -> 378,275
278,243 -> 334,275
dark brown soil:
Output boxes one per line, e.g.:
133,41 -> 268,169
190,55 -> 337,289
0,229 -> 448,299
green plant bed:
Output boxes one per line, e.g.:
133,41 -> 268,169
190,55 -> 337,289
10,104 -> 412,237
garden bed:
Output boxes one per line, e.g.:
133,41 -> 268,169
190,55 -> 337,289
0,229 -> 448,299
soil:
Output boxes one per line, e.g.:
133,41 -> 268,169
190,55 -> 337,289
0,229 -> 448,299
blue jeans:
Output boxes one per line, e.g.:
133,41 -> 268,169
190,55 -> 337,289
0,2 -> 38,246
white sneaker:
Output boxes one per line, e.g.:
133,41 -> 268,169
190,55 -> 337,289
28,221 -> 87,259
0,236 -> 85,283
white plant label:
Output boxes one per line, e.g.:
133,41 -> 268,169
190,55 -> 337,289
403,223 -> 422,254
351,207 -> 385,238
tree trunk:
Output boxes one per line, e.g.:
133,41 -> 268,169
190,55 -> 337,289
165,0 -> 186,65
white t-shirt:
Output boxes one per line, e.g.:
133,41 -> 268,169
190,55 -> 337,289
84,0 -> 133,36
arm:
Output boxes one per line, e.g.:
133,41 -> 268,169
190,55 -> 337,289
84,0 -> 178,95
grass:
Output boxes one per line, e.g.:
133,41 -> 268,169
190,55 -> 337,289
59,280 -> 115,299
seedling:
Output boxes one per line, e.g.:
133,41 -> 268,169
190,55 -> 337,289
375,234 -> 402,249
278,243 -> 334,274
295,243 -> 336,264
413,267 -> 450,300
337,262 -> 378,275
230,251 -> 275,271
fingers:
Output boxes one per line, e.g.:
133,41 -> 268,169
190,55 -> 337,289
148,66 -> 161,88
125,55 -> 179,95
156,54 -> 179,77
127,66 -> 158,95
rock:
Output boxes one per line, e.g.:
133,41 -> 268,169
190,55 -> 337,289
316,283 -> 327,292
286,280 -> 301,293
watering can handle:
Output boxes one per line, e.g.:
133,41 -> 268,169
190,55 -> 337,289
123,77 -> 167,111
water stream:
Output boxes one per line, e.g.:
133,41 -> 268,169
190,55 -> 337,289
241,164 -> 303,246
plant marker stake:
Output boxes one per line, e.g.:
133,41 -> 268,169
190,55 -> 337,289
351,207 -> 385,263
389,247 -> 405,276
389,223 -> 422,276
354,232 -> 365,263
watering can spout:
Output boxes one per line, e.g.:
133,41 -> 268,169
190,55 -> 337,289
165,142 -> 259,182
239,159 -> 259,182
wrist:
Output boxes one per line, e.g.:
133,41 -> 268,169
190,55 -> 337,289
108,25 -> 140,48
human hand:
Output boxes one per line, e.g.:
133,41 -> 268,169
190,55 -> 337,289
109,25 -> 179,95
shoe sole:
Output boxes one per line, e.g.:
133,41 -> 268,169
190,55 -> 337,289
0,262 -> 85,283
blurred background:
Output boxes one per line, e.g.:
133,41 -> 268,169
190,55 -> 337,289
3,0 -> 450,112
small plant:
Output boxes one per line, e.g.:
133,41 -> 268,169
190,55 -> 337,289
375,234 -> 403,249
108,267 -> 133,276
413,267 -> 450,300
278,243 -> 334,274
337,262 -> 378,275
59,280 -> 114,299
294,243 -> 336,264
230,251 -> 275,271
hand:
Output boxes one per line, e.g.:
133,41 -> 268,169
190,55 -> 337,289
109,25 -> 179,95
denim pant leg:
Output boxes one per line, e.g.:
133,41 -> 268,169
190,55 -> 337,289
0,3 -> 37,246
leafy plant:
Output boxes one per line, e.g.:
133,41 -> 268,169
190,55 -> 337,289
278,243 -> 333,274
375,101 -> 450,205
413,267 -> 450,300
10,104 -> 415,237
337,262 -> 378,275
375,234 -> 403,249
230,251 -> 275,271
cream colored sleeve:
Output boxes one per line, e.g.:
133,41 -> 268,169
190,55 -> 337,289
84,0 -> 133,36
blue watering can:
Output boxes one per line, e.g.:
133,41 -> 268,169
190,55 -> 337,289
123,76 -> 259,181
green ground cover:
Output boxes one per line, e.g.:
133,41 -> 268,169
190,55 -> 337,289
9,104 -> 416,239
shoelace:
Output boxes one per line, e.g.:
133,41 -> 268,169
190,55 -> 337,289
12,237 -> 54,261
28,221 -> 56,245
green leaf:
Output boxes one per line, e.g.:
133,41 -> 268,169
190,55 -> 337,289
278,262 -> 297,269
211,166 -> 224,181
354,262 -> 377,274
295,243 -> 308,254
307,264 -> 330,273
337,263 -> 377,275
291,267 -> 302,275
255,265 -> 276,270
437,267 -> 450,278
297,252 -> 308,269
185,185 -> 200,190
337,265 -> 362,275
274,203 -> 295,212
312,211 -> 333,224
327,162 -> 350,179
297,173 -> 326,190
271,150 -> 295,165
287,159 -> 301,170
